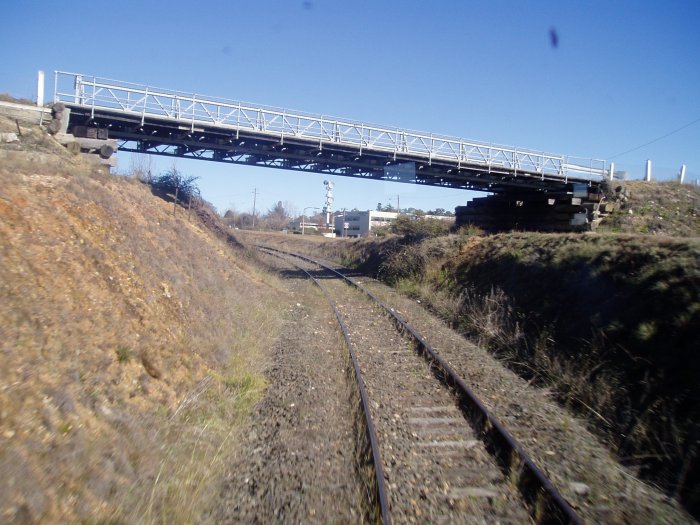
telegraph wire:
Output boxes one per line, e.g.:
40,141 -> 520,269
609,116 -> 700,159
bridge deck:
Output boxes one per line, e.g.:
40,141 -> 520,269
53,71 -> 609,193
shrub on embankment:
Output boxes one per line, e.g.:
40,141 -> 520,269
321,231 -> 700,516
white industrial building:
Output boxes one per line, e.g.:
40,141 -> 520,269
334,210 -> 399,237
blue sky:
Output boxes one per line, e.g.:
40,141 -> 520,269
2,1 -> 699,216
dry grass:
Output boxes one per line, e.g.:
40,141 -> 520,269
0,141 -> 287,523
0,93 -> 36,105
600,180 -> 700,236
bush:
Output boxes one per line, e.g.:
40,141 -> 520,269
147,168 -> 200,206
389,215 -> 451,240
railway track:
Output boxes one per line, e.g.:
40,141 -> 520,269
257,245 -> 583,524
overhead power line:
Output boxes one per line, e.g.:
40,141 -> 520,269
609,116 -> 700,159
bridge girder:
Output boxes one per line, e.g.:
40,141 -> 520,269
68,105 -> 593,196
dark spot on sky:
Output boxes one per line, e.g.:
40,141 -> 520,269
549,27 -> 559,49
302,1 -> 313,10
222,45 -> 232,56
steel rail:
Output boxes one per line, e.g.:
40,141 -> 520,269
258,247 -> 391,525
260,245 -> 584,525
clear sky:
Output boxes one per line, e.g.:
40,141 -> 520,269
2,0 -> 699,216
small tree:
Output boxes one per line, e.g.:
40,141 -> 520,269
236,212 -> 256,229
149,168 -> 200,207
223,209 -> 237,228
263,201 -> 291,230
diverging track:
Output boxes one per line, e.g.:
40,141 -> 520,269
258,245 -> 583,525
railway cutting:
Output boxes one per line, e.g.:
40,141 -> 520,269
257,246 -> 584,524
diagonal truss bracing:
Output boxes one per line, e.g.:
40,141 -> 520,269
53,71 -> 610,188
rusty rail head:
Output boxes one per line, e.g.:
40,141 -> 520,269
260,245 -> 584,525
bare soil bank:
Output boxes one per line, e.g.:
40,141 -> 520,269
250,229 -> 700,518
0,139 -> 286,522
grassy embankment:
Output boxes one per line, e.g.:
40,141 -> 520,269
276,184 -> 700,516
0,120 -> 287,523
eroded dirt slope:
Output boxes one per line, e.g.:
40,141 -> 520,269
0,147 -> 286,523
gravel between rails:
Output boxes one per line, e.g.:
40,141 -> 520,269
213,256 -> 368,524
291,255 -> 533,524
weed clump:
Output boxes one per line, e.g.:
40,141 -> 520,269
115,346 -> 132,363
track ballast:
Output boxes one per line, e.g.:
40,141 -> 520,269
258,245 -> 583,524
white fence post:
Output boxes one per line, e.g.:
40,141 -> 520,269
37,70 -> 44,107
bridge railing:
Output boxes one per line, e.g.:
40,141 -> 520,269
54,71 -> 608,181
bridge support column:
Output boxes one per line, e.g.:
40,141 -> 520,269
454,188 -> 616,233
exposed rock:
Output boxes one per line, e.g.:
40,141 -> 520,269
569,482 -> 591,497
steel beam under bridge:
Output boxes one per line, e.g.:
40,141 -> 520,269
54,72 -> 610,194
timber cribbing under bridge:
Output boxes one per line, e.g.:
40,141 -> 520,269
51,71 -> 614,230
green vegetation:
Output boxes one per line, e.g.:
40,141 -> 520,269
382,214 -> 451,239
115,346 -> 132,363
145,167 -> 201,207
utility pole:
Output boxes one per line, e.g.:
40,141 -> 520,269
397,194 -> 400,214
252,188 -> 258,229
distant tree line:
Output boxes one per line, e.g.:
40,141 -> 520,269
376,203 -> 454,216
223,200 -> 299,230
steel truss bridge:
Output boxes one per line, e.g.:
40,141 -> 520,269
54,71 -> 610,194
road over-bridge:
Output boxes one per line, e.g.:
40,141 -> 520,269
53,72 -> 610,192
51,71 -> 614,230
